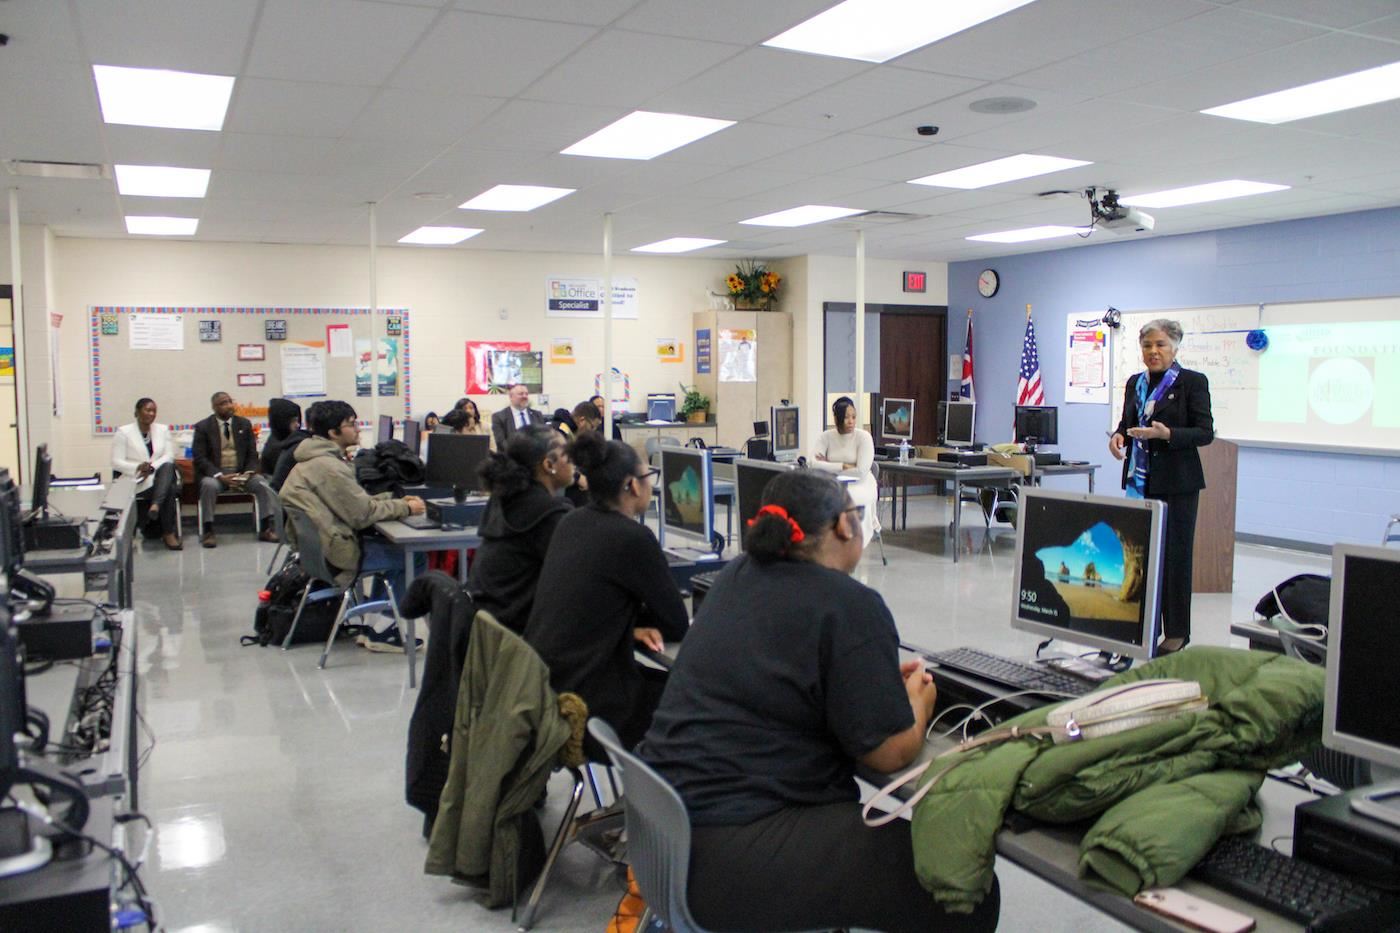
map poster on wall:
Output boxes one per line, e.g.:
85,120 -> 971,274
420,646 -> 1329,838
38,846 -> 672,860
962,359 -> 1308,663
281,343 -> 326,398
129,313 -> 184,350
544,276 -> 640,319
696,328 -> 711,374
355,337 -> 400,397
466,340 -> 530,393
1065,313 -> 1109,405
718,328 -> 756,383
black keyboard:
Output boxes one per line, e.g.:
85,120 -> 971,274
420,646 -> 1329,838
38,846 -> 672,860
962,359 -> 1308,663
690,569 -> 723,590
1192,834 -> 1388,925
923,647 -> 1093,697
399,513 -> 440,530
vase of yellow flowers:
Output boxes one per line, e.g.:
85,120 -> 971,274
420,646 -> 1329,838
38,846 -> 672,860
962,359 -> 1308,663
724,259 -> 781,311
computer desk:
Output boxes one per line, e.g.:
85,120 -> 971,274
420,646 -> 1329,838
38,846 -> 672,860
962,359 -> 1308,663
1231,619 -> 1285,653
643,635 -> 1316,932
371,519 -> 480,587
875,460 -> 1019,562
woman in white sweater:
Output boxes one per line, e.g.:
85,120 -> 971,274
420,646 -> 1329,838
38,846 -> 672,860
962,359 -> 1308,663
111,397 -> 181,550
812,395 -> 879,545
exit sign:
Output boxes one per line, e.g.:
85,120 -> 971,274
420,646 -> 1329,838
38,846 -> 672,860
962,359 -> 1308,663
903,270 -> 926,293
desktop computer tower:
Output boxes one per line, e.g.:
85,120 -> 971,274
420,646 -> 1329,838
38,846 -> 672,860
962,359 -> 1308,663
22,516 -> 86,551
745,438 -> 771,460
1295,787 -> 1400,887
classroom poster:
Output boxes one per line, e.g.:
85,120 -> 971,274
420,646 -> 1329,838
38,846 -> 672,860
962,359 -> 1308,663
0,347 -> 13,380
326,323 -> 352,358
718,328 -> 756,383
544,276 -> 640,319
696,328 -> 711,374
656,338 -> 683,363
281,344 -> 326,397
466,340 -> 538,393
549,337 -> 576,364
355,337 -> 399,397
129,313 -> 183,350
1065,313 -> 1109,404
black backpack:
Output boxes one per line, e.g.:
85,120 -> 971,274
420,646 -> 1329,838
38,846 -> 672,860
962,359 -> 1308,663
243,561 -> 341,647
1254,573 -> 1331,629
355,440 -> 425,495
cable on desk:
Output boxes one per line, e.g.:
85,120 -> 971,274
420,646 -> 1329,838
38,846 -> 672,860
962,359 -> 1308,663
1269,834 -> 1293,855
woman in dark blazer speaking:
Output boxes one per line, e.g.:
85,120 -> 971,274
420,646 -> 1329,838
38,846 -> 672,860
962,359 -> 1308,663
1109,318 -> 1214,653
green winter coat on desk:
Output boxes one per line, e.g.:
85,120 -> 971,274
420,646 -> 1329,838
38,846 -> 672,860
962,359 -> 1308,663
913,646 -> 1325,913
425,613 -> 585,908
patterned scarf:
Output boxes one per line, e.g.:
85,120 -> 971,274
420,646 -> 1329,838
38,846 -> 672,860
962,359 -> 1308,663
1126,362 -> 1181,498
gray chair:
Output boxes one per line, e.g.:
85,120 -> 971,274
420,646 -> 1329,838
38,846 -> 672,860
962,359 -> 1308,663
867,461 -> 888,566
645,434 -> 683,467
197,478 -> 265,536
281,506 -> 417,687
264,494 -> 290,574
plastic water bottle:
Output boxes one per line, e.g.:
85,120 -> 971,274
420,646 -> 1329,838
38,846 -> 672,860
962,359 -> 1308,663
898,438 -> 911,464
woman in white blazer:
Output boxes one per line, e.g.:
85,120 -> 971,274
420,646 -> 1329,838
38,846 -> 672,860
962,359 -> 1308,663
112,397 -> 182,549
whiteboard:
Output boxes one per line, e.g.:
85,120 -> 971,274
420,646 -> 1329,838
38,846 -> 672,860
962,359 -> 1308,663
1110,297 -> 1400,454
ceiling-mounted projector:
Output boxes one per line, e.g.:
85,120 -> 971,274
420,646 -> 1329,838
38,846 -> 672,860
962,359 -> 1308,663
1088,188 -> 1155,235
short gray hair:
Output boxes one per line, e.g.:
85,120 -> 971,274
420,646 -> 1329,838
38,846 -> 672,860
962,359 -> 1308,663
1138,318 -> 1183,347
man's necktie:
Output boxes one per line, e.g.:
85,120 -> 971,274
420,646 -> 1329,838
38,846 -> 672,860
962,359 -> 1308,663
223,421 -> 231,441
518,410 -> 526,429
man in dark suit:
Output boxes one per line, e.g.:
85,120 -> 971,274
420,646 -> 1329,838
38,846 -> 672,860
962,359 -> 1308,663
193,391 -> 278,548
489,383 -> 546,450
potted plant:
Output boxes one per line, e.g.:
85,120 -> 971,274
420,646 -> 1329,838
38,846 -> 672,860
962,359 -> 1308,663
679,384 -> 710,425
724,259 -> 781,311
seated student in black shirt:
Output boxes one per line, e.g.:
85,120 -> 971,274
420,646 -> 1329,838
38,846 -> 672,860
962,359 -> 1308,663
524,432 -> 688,756
468,425 -> 573,634
640,470 -> 1000,933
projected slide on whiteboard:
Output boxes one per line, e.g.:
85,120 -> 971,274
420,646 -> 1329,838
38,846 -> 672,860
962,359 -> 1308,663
1112,298 -> 1400,453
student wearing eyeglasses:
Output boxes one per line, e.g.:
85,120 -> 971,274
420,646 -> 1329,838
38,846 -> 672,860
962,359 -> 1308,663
524,431 -> 688,758
640,470 -> 1000,933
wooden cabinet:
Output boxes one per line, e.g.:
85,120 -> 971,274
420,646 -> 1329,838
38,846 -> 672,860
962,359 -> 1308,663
691,310 -> 792,450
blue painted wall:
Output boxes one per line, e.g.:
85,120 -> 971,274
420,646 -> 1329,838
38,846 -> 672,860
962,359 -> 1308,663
949,207 -> 1400,547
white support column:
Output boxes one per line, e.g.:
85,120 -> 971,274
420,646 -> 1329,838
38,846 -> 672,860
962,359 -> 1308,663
602,212 -> 614,438
368,202 -> 380,427
9,189 -> 32,481
854,229 -> 866,423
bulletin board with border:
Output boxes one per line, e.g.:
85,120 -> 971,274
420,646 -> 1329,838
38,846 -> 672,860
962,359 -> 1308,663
89,306 -> 412,434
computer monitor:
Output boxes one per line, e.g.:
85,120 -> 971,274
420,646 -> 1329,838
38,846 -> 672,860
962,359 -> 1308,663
881,398 -> 915,443
424,433 -> 490,502
944,401 -> 976,448
376,414 -> 394,444
647,395 -> 676,423
28,444 -> 52,520
1010,488 -> 1165,661
1014,406 -> 1059,446
0,470 -> 23,574
752,420 -> 769,438
770,405 -> 800,463
734,459 -> 790,551
936,401 -> 948,444
1323,544 -> 1400,828
660,446 -> 713,547
402,418 -> 421,454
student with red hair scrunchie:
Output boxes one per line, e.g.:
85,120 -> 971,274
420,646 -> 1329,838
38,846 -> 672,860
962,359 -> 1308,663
639,469 -> 1000,933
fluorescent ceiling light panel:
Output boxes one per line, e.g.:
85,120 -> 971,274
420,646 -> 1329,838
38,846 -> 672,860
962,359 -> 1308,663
966,224 -> 1083,243
125,216 -> 199,236
1121,180 -> 1289,208
632,237 -> 727,254
909,154 -> 1091,189
764,0 -> 1039,63
459,184 -> 575,211
398,226 -> 483,246
562,111 -> 735,160
114,164 -> 211,198
740,205 -> 865,227
93,65 -> 235,131
1203,60 -> 1400,124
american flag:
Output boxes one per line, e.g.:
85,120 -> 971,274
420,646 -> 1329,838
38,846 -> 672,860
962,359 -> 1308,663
959,311 -> 975,402
1016,311 -> 1045,405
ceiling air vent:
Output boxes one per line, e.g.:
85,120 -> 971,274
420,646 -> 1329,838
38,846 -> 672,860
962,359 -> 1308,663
3,160 -> 111,180
832,210 -> 928,228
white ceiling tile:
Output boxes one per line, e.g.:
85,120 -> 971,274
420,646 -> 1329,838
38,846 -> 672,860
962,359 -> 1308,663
662,121 -> 833,168
0,68 -> 106,163
757,68 -> 985,133
77,0 -> 258,74
954,100 -> 1179,153
644,48 -> 867,123
1352,13 -> 1400,40
1230,0 -> 1400,29
459,99 -> 629,154
224,79 -> 376,138
105,125 -> 225,168
452,0 -> 637,25
895,0 -> 1218,80
0,2 -> 85,72
616,0 -> 831,44
853,83 -> 1094,145
218,135 -> 344,175
247,0 -> 438,85
520,30 -> 741,108
345,90 -> 505,146
748,134 -> 927,177
390,11 -> 597,96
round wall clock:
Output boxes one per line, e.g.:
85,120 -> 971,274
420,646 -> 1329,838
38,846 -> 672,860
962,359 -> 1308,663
977,268 -> 1000,298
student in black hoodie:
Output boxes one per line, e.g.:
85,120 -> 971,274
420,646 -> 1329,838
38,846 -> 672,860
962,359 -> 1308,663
467,425 -> 574,634
261,397 -> 312,492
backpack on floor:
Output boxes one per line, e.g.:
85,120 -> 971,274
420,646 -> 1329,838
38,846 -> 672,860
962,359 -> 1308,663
243,562 -> 342,647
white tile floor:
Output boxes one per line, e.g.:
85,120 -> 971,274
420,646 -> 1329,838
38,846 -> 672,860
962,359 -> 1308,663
123,494 -> 1329,933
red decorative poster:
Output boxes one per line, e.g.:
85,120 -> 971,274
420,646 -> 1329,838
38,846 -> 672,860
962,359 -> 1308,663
466,340 -> 531,394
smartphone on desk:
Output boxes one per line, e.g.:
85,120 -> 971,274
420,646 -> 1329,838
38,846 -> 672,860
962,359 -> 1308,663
1134,888 -> 1255,933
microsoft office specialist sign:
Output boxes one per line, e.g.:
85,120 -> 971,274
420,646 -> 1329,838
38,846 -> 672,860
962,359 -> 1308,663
545,276 -> 640,319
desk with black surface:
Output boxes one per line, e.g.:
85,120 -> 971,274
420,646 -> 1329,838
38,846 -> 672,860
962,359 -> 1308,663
875,460 -> 1019,562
